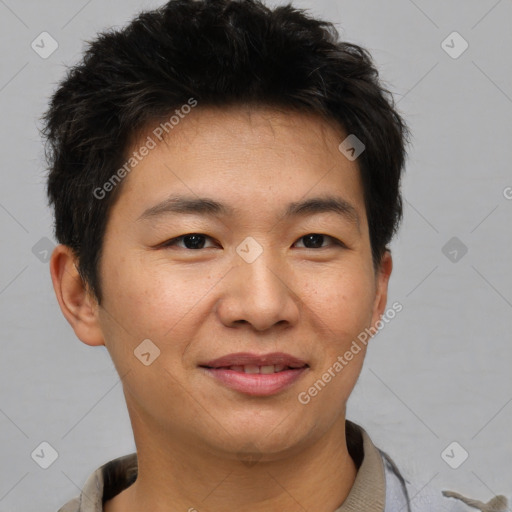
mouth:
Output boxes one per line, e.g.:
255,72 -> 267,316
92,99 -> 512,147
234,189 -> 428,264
200,351 -> 308,369
198,352 -> 309,396
201,364 -> 306,374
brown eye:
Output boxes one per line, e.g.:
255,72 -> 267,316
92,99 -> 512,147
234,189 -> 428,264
162,233 -> 217,250
294,234 -> 342,249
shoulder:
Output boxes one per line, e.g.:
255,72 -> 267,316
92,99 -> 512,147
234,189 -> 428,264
381,450 -> 510,512
56,452 -> 137,512
57,496 -> 80,512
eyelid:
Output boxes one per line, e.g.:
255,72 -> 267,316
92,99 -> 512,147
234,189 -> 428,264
158,233 -> 218,249
293,234 -> 346,249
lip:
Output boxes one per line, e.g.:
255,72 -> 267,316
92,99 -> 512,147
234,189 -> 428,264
200,352 -> 308,368
199,352 -> 309,397
201,367 -> 309,396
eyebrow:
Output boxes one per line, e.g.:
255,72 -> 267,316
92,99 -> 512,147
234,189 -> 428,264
137,194 -> 360,230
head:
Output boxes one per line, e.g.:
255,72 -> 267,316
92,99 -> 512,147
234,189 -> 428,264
45,0 -> 408,460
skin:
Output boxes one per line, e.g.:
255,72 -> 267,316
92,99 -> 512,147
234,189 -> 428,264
50,106 -> 392,512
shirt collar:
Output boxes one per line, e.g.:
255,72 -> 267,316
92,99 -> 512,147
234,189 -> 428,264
334,420 -> 386,511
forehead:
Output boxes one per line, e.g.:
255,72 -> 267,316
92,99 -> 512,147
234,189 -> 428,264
129,106 -> 348,166
112,106 -> 366,225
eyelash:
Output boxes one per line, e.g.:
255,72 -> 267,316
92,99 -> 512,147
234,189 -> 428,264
159,233 -> 346,250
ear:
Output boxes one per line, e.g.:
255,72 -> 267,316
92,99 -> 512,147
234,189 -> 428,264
370,250 -> 393,328
49,244 -> 105,347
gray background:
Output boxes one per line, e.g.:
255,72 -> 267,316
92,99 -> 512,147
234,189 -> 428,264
0,0 -> 511,510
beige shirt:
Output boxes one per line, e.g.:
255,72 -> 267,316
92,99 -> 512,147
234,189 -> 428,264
334,421 -> 385,511
57,420 -> 386,512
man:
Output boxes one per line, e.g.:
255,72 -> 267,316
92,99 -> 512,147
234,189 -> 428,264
43,0 -> 504,510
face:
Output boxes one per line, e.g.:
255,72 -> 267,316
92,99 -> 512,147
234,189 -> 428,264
91,107 -> 391,460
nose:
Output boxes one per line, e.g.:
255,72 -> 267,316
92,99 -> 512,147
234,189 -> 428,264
215,253 -> 301,332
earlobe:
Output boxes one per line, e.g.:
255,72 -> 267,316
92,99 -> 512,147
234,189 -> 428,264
49,244 -> 105,347
371,250 -> 393,327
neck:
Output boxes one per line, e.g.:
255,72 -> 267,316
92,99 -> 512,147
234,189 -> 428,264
105,412 -> 357,512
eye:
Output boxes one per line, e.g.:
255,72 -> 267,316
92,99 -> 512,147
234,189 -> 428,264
293,233 -> 344,249
160,233 -> 218,250
158,233 -> 344,250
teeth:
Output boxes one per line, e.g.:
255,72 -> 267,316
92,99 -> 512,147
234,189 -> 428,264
244,365 -> 260,374
226,364 -> 292,374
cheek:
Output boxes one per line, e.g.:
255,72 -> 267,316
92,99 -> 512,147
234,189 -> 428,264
295,269 -> 374,413
300,265 -> 376,338
101,255 -> 225,347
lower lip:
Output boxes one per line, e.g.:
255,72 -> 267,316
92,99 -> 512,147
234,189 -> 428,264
201,367 -> 308,396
